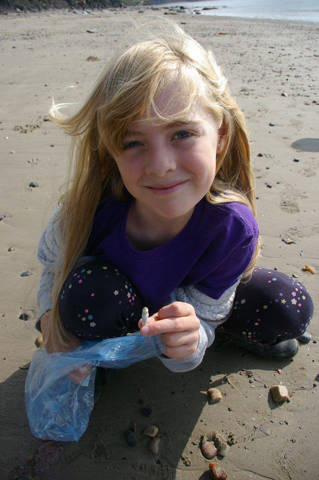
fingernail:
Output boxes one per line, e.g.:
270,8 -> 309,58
142,326 -> 150,336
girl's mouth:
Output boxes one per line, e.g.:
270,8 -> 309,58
146,180 -> 188,194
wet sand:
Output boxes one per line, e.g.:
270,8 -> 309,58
0,7 -> 318,479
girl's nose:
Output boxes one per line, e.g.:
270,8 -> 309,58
144,144 -> 176,176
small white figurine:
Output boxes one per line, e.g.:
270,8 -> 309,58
142,306 -> 149,327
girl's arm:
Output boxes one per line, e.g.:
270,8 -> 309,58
37,207 -> 63,322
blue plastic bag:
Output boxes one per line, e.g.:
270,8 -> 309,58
25,333 -> 164,442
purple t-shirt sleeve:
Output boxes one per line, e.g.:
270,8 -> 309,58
195,203 -> 259,299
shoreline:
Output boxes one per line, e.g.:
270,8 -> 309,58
1,1 -> 319,24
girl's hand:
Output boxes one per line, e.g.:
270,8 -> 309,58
138,302 -> 200,359
40,310 -> 91,383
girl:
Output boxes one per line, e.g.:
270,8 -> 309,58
37,25 -> 313,380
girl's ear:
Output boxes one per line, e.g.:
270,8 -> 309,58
217,125 -> 227,154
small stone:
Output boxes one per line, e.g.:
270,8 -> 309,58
181,454 -> 192,466
19,313 -> 30,321
28,181 -> 39,188
207,388 -> 222,403
8,247 -> 15,252
144,425 -> 159,438
209,461 -> 228,479
124,429 -> 137,447
140,406 -> 152,417
86,56 -> 100,62
129,420 -> 136,432
20,270 -> 32,277
200,435 -> 217,459
281,92 -> 288,97
269,122 -> 276,127
214,433 -> 229,457
35,334 -> 43,348
257,153 -> 264,157
0,213 -> 6,221
293,157 -> 300,162
302,265 -> 316,274
149,437 -> 160,455
270,385 -> 290,403
281,237 -> 296,245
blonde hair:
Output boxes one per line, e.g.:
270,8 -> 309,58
48,23 -> 260,349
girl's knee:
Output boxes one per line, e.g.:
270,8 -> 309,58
58,257 -> 144,340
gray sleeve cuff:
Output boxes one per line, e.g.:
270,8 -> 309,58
158,321 -> 213,373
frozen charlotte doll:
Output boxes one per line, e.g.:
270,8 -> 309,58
36,24 -> 313,381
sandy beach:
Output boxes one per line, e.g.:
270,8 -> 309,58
0,7 -> 318,479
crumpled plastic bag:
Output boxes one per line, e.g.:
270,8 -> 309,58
25,332 -> 164,442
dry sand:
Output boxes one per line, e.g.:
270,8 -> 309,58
0,7 -> 318,480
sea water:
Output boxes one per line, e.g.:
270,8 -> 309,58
163,0 -> 319,22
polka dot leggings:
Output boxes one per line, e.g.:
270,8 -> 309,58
58,259 -> 313,345
217,267 -> 313,345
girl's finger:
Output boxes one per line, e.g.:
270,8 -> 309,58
162,330 -> 198,348
141,315 -> 199,337
157,301 -> 194,319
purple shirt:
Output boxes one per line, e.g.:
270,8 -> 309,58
85,196 -> 259,313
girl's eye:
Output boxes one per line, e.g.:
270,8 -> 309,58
122,140 -> 142,151
173,130 -> 192,140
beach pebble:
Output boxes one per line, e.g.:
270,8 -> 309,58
149,436 -> 160,455
129,420 -> 136,432
302,265 -> 316,274
0,213 -> 6,221
209,461 -> 228,479
140,406 -> 152,417
270,385 -> 290,403
181,454 -> 192,466
207,387 -> 222,403
8,247 -> 15,252
293,157 -> 300,162
281,237 -> 296,245
28,181 -> 39,188
35,334 -> 43,348
214,433 -> 229,457
281,92 -> 288,97
144,425 -> 159,438
34,441 -> 64,474
200,435 -> 217,459
269,122 -> 276,126
86,56 -> 100,62
20,270 -> 32,277
19,313 -> 30,321
124,429 -> 137,447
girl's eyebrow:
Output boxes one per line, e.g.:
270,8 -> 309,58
125,120 -> 201,136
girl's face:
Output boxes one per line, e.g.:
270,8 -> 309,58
114,86 -> 223,231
